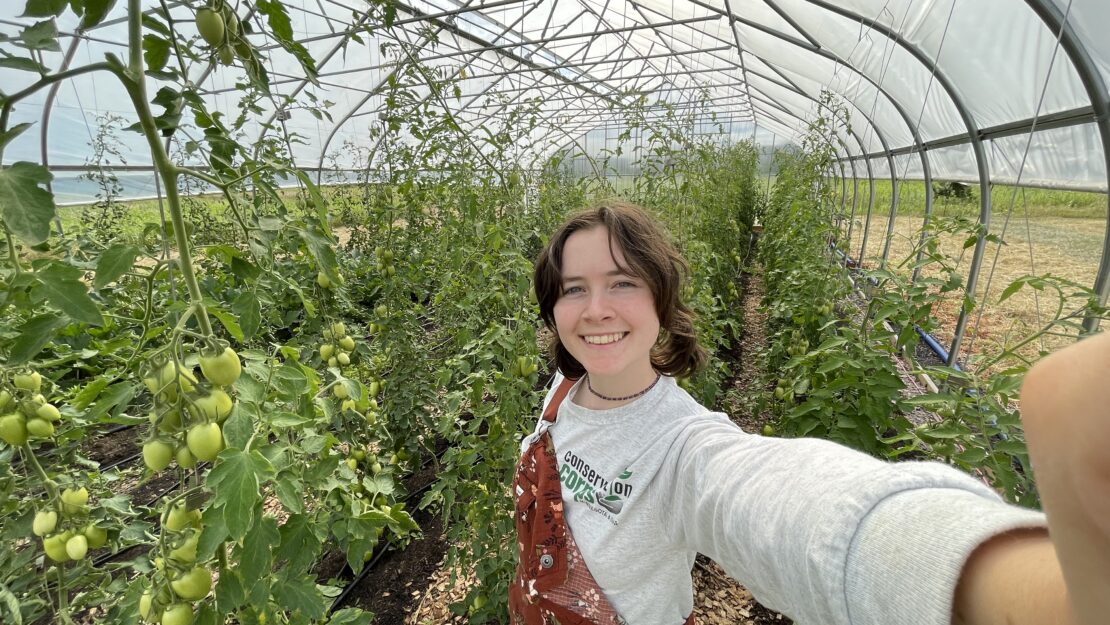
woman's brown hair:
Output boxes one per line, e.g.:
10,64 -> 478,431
533,199 -> 706,380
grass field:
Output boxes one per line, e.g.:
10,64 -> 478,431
848,210 -> 1104,372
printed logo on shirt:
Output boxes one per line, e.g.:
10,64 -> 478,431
559,450 -> 634,523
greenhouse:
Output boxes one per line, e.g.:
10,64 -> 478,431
1,0 -> 1108,623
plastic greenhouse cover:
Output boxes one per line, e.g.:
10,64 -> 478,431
0,0 -> 1107,201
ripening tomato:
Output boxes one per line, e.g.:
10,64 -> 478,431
144,440 -> 175,472
60,487 -> 89,515
195,8 -> 225,47
186,423 -> 223,462
0,413 -> 28,445
199,347 -> 242,387
65,534 -> 89,559
84,524 -> 108,549
161,603 -> 193,625
165,504 -> 202,532
170,566 -> 212,600
13,371 -> 41,392
33,510 -> 58,536
192,390 -> 233,422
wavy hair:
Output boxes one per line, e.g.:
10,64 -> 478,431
533,199 -> 706,379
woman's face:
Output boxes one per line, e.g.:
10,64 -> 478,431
553,226 -> 660,382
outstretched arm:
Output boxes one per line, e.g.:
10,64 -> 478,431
954,330 -> 1110,625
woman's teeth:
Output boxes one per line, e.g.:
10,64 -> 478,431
583,333 -> 626,345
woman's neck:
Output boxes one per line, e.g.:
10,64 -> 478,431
572,365 -> 659,410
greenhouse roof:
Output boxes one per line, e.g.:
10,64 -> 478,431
1,0 -> 1108,201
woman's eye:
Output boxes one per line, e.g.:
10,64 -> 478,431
562,286 -> 583,295
615,281 -> 637,289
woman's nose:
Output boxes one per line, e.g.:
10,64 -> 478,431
583,291 -> 615,320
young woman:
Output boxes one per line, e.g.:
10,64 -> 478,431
508,199 -> 1108,625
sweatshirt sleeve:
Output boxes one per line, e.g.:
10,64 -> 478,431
651,415 -> 1046,625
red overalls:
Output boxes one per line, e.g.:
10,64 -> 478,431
508,378 -> 697,625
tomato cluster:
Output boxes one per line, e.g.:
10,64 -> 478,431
35,487 -> 109,564
140,503 -> 210,625
142,345 -> 240,473
784,329 -> 810,358
320,321 -> 357,369
0,370 -> 64,444
195,2 -> 249,67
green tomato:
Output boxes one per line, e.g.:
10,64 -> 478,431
320,344 -> 335,360
60,487 -> 89,515
338,335 -> 355,351
0,390 -> 11,411
192,389 -> 233,422
139,592 -> 155,622
317,271 -> 333,289
0,413 -> 27,445
368,381 -> 380,398
14,371 -> 41,392
176,445 -> 197,469
333,384 -> 349,400
761,424 -> 775,437
25,418 -> 54,438
332,322 -> 347,338
144,440 -> 175,472
170,566 -> 212,600
371,462 -> 382,475
43,533 -> 70,562
375,304 -> 388,318
165,504 -> 202,532
337,352 -> 350,366
36,403 -> 61,422
33,510 -> 58,537
186,422 -> 224,462
345,458 -> 358,471
84,524 -> 108,549
169,532 -> 199,563
65,534 -> 89,559
195,7 -> 225,47
199,347 -> 242,387
161,603 -> 193,625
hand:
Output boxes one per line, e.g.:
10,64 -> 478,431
1020,330 -> 1110,625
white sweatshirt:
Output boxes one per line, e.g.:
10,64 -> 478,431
519,373 -> 1046,625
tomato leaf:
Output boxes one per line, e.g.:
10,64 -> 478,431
209,306 -> 245,342
208,449 -> 273,540
0,55 -> 48,73
232,291 -> 261,339
21,0 -> 68,17
215,569 -> 246,613
0,123 -> 33,152
71,376 -> 111,410
20,19 -> 60,51
93,244 -> 140,289
7,313 -> 66,364
239,517 -> 279,586
273,573 -> 325,621
222,408 -> 252,450
36,262 -> 103,326
142,34 -> 170,74
327,608 -> 373,625
277,514 -> 321,571
0,161 -> 56,244
78,0 -> 118,29
88,381 -> 137,419
197,508 -> 229,562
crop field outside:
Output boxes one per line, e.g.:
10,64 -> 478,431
847,197 -> 1104,373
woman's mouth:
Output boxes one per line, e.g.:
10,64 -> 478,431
582,332 -> 628,345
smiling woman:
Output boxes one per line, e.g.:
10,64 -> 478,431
508,199 -> 1105,625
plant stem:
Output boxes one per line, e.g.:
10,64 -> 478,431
3,225 -> 21,275
118,0 -> 213,337
22,443 -> 58,499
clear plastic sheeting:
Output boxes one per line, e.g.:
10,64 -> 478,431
0,0 -> 1108,199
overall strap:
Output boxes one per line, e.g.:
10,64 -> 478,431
541,377 -> 578,423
